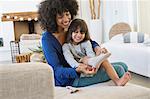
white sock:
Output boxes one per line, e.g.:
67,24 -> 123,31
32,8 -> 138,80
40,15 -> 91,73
88,53 -> 111,68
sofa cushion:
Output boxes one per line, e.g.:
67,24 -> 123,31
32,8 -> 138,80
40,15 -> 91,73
55,81 -> 150,99
123,32 -> 149,43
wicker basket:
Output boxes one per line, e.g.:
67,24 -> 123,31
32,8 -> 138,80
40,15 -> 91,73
109,22 -> 131,39
16,53 -> 32,63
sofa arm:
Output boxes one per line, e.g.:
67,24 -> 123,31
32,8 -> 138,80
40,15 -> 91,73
0,62 -> 54,99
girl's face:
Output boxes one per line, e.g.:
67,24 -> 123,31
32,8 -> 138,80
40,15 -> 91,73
72,28 -> 85,44
56,11 -> 71,31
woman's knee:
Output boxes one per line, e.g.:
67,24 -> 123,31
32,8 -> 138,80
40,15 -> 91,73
111,62 -> 128,72
117,62 -> 128,72
113,65 -> 125,78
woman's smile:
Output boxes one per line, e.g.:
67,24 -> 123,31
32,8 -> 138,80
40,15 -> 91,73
56,11 -> 71,30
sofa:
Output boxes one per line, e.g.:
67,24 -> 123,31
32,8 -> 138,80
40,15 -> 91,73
0,62 -> 150,99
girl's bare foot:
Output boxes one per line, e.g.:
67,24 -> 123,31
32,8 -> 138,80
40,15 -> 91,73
115,72 -> 131,86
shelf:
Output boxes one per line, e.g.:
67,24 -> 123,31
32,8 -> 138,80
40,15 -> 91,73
1,12 -> 38,22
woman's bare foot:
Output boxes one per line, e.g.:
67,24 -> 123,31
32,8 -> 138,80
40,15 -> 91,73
115,72 -> 131,86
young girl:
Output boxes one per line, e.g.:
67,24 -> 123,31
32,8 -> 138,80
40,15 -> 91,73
63,19 -> 131,86
63,19 -> 111,77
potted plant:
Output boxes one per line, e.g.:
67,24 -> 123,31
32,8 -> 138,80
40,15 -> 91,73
29,45 -> 46,63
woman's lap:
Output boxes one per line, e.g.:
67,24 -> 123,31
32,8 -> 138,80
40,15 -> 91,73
72,62 -> 127,87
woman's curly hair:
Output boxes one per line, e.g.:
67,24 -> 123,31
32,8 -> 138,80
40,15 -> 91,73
38,0 -> 78,33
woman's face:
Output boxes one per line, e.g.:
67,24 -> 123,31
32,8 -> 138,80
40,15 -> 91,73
56,11 -> 71,31
72,28 -> 85,44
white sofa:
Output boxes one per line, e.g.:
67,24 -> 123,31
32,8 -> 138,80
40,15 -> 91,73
0,62 -> 150,99
103,42 -> 150,77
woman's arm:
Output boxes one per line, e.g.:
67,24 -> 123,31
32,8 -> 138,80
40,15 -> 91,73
90,40 -> 101,55
42,34 -> 78,79
90,40 -> 99,48
90,40 -> 108,55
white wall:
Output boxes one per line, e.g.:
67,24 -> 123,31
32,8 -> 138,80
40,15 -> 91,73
79,0 -> 103,44
79,0 -> 137,42
0,0 -> 41,13
0,22 -> 15,61
0,0 -> 42,62
102,0 -> 137,42
137,0 -> 150,35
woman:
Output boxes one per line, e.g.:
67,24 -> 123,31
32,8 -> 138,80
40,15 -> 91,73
38,0 -> 131,87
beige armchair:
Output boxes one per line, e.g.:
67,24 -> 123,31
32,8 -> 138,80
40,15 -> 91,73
0,62 -> 150,99
0,62 -> 54,99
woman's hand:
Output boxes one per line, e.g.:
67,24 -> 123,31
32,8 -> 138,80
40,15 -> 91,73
100,48 -> 108,54
94,46 -> 102,55
94,46 -> 108,55
76,63 -> 96,75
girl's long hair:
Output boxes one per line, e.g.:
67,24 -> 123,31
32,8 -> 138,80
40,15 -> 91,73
66,19 -> 91,44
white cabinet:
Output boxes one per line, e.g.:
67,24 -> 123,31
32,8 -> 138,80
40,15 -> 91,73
0,22 -> 15,62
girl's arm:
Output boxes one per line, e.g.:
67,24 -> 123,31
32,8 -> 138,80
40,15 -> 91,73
62,43 -> 80,68
63,43 -> 96,75
82,40 -> 95,57
80,40 -> 95,64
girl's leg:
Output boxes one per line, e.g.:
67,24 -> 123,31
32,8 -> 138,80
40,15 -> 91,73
72,62 -> 127,87
100,60 -> 130,86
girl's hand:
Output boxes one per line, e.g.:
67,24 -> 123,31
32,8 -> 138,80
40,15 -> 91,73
76,63 -> 96,75
79,56 -> 90,65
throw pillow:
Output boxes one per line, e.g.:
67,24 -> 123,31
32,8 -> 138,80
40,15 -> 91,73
123,32 -> 149,43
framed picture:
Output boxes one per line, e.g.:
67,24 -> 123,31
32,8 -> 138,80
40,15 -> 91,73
0,37 -> 4,47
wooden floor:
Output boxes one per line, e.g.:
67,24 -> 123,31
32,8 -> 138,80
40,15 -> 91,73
130,72 -> 150,88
